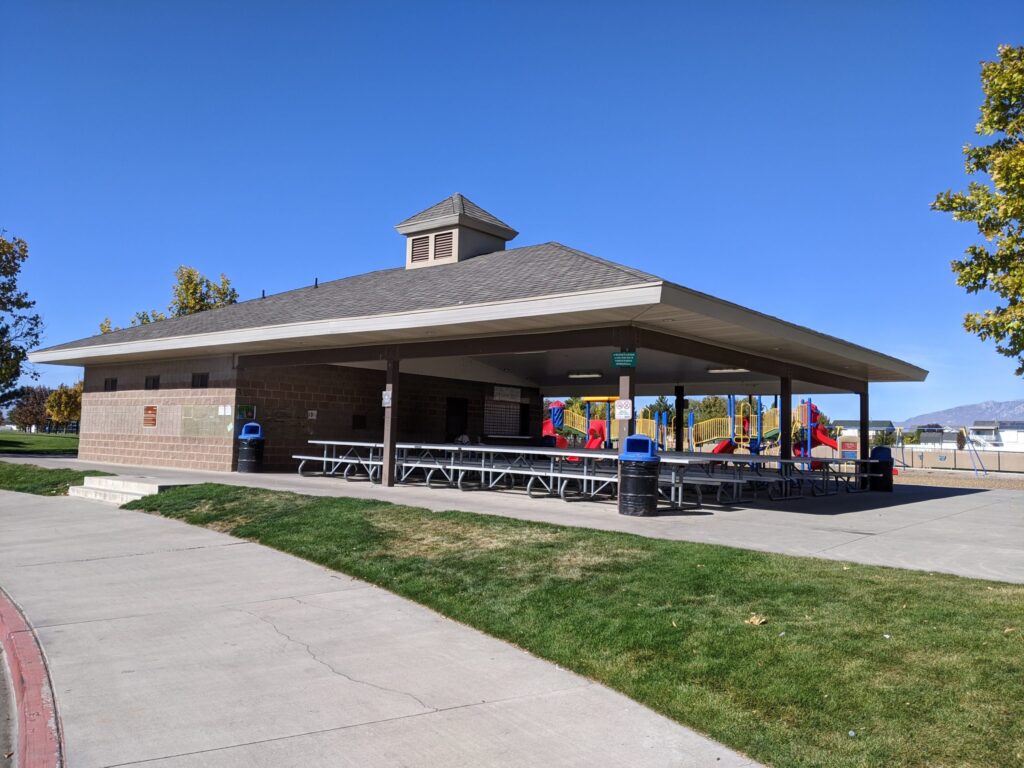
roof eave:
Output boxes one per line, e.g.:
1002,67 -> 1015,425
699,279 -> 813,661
394,214 -> 518,240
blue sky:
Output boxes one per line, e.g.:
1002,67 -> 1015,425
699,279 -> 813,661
3,1 -> 1022,421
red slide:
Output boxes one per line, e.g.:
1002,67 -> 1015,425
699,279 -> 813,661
712,439 -> 736,454
812,424 -> 838,450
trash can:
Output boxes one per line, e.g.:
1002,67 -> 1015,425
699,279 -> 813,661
237,422 -> 264,473
618,434 -> 660,516
869,446 -> 893,492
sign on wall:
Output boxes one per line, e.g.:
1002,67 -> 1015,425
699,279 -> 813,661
611,352 -> 637,368
493,386 -> 522,403
143,405 -> 157,428
614,399 -> 633,420
381,390 -> 393,408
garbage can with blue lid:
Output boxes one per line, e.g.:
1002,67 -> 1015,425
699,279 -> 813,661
618,434 -> 660,516
869,445 -> 893,492
237,421 -> 264,473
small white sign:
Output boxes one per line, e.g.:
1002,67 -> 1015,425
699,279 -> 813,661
614,399 -> 633,420
381,390 -> 393,408
494,385 -> 521,403
307,410 -> 317,420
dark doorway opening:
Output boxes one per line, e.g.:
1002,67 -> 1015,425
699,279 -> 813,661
445,397 -> 469,442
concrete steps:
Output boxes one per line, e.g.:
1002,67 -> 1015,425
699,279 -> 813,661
68,475 -> 193,505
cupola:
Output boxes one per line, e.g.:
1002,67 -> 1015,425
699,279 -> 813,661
395,194 -> 518,269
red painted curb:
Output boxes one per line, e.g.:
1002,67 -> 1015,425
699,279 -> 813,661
0,587 -> 63,768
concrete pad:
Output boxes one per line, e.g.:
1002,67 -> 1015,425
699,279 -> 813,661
120,686 -> 756,768
0,491 -> 756,768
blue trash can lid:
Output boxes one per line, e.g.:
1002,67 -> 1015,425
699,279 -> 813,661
619,434 -> 658,461
239,421 -> 263,440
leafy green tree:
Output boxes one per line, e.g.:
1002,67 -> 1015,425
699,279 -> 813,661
45,381 -> 83,426
10,386 -> 51,430
100,266 -> 238,333
693,395 -> 727,421
933,45 -> 1024,374
0,232 -> 43,404
640,395 -> 675,421
168,266 -> 238,317
871,430 -> 897,448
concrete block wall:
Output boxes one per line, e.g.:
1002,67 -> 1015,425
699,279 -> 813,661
236,363 -> 543,471
80,356 -> 237,471
894,447 -> 1024,473
80,355 -> 545,473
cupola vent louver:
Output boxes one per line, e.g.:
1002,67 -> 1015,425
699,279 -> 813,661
396,194 -> 518,270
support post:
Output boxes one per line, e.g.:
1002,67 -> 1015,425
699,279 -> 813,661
859,387 -> 870,462
382,358 -> 400,487
674,385 -> 685,452
618,370 -> 635,449
779,377 -> 793,460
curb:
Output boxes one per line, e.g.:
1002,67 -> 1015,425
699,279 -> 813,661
0,586 -> 63,768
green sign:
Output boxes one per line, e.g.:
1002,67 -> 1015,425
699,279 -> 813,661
611,351 -> 637,368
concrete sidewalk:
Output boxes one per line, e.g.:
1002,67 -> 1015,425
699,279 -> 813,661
0,491 -> 756,768
8,455 -> 1024,583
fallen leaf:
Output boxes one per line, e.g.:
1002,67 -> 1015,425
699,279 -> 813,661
671,620 -> 677,627
1004,627 -> 1018,635
745,613 -> 768,626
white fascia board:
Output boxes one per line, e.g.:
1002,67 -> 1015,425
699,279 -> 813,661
658,283 -> 928,381
30,283 -> 664,365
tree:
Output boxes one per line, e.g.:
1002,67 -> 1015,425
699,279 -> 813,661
693,396 -> 728,421
46,381 -> 83,426
100,266 -> 238,333
871,430 -> 897,448
640,395 -> 675,421
168,266 -> 238,317
933,45 -> 1024,374
0,232 -> 43,404
9,386 -> 51,431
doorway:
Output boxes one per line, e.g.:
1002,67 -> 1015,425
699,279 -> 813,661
445,397 -> 469,442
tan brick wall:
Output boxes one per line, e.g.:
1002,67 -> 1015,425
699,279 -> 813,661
80,355 -> 543,473
237,364 -> 543,471
80,356 -> 237,471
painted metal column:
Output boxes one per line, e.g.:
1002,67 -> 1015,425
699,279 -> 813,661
779,376 -> 793,460
673,385 -> 685,452
618,370 -> 635,449
859,386 -> 870,462
382,358 -> 400,487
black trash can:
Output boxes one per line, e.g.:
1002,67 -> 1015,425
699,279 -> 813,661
618,435 -> 660,516
237,422 -> 264,473
869,446 -> 893,492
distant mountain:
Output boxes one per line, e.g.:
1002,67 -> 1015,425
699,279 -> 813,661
899,399 -> 1024,428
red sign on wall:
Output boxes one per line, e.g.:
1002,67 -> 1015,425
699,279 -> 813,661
841,441 -> 857,451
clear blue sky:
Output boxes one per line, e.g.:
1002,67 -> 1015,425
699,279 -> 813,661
4,2 -> 1022,421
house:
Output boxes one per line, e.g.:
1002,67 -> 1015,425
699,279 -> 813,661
29,194 -> 927,478
832,420 -> 895,439
969,420 -> 1024,452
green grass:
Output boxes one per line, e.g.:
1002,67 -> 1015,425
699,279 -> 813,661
0,461 -> 107,495
0,432 -> 79,454
125,484 -> 1024,768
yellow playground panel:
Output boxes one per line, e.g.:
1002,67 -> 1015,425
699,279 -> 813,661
558,399 -> 791,451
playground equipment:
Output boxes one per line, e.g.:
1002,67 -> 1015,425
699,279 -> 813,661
546,395 -> 836,456
792,400 -> 839,469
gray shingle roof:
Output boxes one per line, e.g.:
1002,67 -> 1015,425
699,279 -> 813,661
396,193 -> 516,234
41,243 -> 660,352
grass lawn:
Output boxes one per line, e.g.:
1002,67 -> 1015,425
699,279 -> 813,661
0,432 -> 79,455
0,461 -> 107,495
124,484 -> 1022,768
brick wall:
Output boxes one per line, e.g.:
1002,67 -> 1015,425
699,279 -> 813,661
80,355 -> 543,473
237,364 -> 543,471
80,356 -> 237,471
